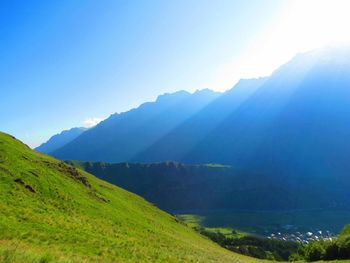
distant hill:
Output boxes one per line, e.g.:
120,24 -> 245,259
52,89 -> 220,162
72,161 -> 350,211
0,132 -> 253,262
35,127 -> 87,154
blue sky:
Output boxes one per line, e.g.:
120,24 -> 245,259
2,0 -> 348,147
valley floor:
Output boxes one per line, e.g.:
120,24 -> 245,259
176,209 -> 350,237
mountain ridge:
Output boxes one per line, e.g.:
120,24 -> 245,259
52,89 -> 221,162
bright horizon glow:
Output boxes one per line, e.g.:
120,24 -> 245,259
208,0 -> 350,91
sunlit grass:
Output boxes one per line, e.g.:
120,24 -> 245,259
0,132 -> 260,263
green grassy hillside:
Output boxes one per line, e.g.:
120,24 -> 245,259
0,132 -> 261,263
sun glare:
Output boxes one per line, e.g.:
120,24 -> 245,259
208,0 -> 350,92
284,0 -> 350,50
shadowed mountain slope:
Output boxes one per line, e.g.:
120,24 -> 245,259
73,161 -> 350,211
52,89 -> 220,162
132,77 -> 267,162
182,48 -> 350,176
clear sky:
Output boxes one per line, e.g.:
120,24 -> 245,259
1,0 -> 350,147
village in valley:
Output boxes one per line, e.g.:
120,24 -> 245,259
265,226 -> 335,244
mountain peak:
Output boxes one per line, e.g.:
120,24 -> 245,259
155,90 -> 191,102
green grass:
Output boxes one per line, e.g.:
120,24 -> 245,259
177,214 -> 247,239
0,132 -> 263,263
204,163 -> 231,168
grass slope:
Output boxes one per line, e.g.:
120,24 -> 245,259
0,132 -> 258,263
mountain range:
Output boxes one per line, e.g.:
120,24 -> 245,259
50,89 -> 220,162
43,48 -> 350,169
37,47 -> 350,210
41,78 -> 264,162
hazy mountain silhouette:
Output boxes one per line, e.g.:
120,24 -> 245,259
53,47 -> 350,189
52,89 -> 220,162
132,77 -> 267,162
181,47 -> 350,179
131,48 -> 350,184
36,127 -> 87,154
